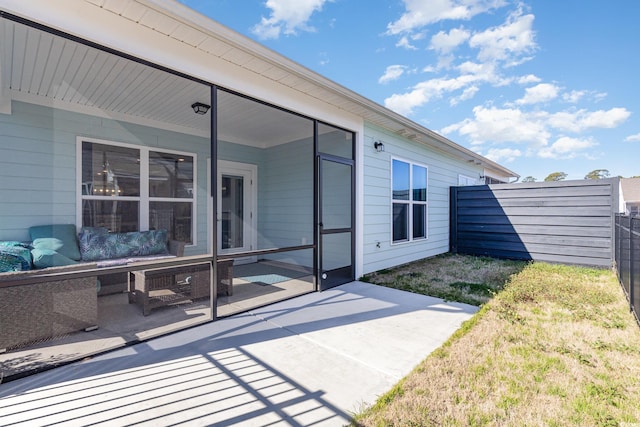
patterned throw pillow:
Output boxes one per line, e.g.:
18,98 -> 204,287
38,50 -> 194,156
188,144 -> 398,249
136,230 -> 169,256
79,229 -> 169,261
0,242 -> 32,271
0,252 -> 25,272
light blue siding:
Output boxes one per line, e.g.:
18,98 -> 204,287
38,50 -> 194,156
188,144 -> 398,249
362,122 -> 484,275
1,101 -> 314,261
260,137 -> 314,266
0,101 -> 211,256
219,136 -> 314,266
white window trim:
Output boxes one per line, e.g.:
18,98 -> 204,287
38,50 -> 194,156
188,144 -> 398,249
76,136 -> 198,246
390,157 -> 429,245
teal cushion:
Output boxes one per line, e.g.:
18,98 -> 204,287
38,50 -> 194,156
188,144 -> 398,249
30,224 -> 81,261
31,248 -> 79,269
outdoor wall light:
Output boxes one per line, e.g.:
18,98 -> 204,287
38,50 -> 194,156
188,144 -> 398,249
374,141 -> 385,152
191,102 -> 211,115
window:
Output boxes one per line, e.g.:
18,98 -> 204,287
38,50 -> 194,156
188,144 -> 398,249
458,174 -> 477,186
80,139 -> 195,244
485,176 -> 507,184
392,159 -> 427,243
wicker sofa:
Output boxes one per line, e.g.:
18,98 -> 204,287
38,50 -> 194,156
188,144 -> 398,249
0,264 -> 99,351
0,225 -> 187,351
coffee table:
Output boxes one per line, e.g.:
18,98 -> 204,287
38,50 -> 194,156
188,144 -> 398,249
129,263 -> 211,316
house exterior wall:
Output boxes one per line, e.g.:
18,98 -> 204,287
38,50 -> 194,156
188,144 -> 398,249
0,102 -> 318,262
0,101 -> 211,254
261,138 -> 314,252
361,122 -> 484,275
219,137 -> 314,266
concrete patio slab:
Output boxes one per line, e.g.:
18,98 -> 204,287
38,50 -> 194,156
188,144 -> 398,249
0,281 -> 478,426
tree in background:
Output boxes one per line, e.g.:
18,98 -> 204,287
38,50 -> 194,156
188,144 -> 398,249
544,172 -> 567,182
522,176 -> 537,182
584,169 -> 610,180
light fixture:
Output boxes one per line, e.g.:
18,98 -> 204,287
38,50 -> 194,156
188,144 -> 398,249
191,102 -> 211,115
374,141 -> 385,152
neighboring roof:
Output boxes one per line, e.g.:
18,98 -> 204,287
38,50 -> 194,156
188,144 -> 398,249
0,0 -> 518,179
621,178 -> 640,202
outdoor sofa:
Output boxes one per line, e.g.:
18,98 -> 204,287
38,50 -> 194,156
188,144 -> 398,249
0,224 -> 185,351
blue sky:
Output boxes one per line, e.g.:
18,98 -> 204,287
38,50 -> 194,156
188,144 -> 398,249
179,0 -> 640,181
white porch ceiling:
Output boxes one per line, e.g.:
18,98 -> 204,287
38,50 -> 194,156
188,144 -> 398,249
1,18 -> 212,137
0,18 -> 315,148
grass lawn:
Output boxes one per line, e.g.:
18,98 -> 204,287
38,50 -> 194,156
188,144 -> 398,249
354,254 -> 640,426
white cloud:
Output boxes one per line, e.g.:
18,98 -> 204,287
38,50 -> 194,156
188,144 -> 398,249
563,90 -> 587,103
429,27 -> 470,54
468,9 -> 536,64
594,92 -> 608,102
443,105 -> 629,161
384,60 -> 511,115
396,36 -> 418,50
385,74 -> 482,115
548,107 -> 631,133
252,0 -> 329,39
625,133 -> 640,142
396,32 -> 427,50
450,85 -> 479,106
516,83 -> 560,105
384,88 -> 429,116
517,74 -> 541,84
387,0 -> 507,35
484,147 -> 522,162
379,65 -> 408,84
581,107 -> 630,128
442,105 -> 550,147
538,137 -> 597,159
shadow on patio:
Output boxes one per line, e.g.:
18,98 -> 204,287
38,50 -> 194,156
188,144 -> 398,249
0,282 -> 477,426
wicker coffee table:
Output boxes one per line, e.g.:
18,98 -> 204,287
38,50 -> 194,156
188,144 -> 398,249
128,260 -> 234,315
129,263 -> 211,316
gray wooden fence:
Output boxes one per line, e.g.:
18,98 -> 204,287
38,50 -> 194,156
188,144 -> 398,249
450,178 -> 619,267
615,215 -> 639,322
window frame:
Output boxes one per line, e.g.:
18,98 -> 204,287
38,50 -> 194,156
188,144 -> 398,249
390,157 -> 428,245
76,137 -> 197,245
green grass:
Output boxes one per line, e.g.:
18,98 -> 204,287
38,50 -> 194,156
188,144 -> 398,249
360,253 -> 525,306
353,256 -> 640,426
